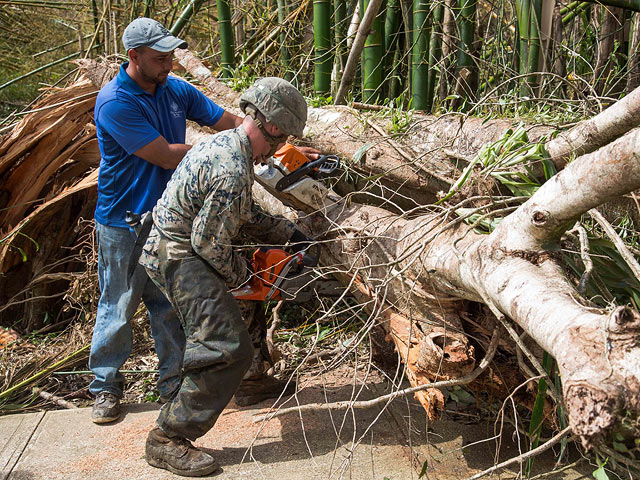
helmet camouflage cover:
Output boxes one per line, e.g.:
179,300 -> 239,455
239,77 -> 308,137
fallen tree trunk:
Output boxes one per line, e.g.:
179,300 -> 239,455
0,77 -> 99,328
276,127 -> 640,450
3,55 -> 640,453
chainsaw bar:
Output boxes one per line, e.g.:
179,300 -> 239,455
277,267 -> 344,302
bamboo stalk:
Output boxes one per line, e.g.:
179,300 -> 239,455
217,0 -> 235,77
334,0 -> 348,83
33,35 -> 93,58
426,1 -> 444,111
412,0 -> 431,110
627,12 -> 640,92
314,0 -> 333,94
383,0 -> 402,99
439,0 -> 456,101
0,1 -> 82,7
361,0 -> 384,103
516,0 -> 531,75
577,0 -> 640,12
240,0 -> 310,66
454,0 -> 477,108
170,0 -> 207,36
334,0 -> 384,104
561,2 -> 589,24
0,49 -> 97,92
143,0 -> 153,17
277,0 -> 292,80
525,0 -> 542,94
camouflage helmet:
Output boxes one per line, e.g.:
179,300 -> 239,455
239,77 -> 307,137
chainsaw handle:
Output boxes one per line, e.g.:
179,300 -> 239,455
275,155 -> 341,191
315,154 -> 340,174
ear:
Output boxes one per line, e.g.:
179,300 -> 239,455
266,122 -> 283,137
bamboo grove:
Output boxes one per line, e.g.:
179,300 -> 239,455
3,0 -> 640,119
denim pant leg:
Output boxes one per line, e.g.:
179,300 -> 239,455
89,223 -> 185,399
142,278 -> 185,400
89,223 -> 142,397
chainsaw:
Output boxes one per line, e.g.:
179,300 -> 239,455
237,145 -> 344,302
231,247 -> 342,302
254,144 -> 342,211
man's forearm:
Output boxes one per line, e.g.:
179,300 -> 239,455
134,136 -> 192,169
212,111 -> 242,131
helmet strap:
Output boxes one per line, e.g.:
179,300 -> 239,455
245,105 -> 288,159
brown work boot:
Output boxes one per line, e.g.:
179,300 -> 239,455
145,428 -> 220,477
91,391 -> 121,424
234,375 -> 296,407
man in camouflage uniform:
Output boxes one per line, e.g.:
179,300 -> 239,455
139,77 -> 309,476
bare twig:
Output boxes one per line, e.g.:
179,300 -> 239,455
465,426 -> 572,480
265,300 -> 284,360
351,102 -> 385,111
566,222 -> 593,295
590,208 -> 640,283
33,387 -> 77,409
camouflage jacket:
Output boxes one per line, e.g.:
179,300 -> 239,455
140,127 -> 296,287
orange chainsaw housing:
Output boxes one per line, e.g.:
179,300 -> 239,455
231,248 -> 293,301
273,144 -> 308,174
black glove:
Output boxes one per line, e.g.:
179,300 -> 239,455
289,229 -> 312,253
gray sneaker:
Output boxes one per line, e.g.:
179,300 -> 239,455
145,428 -> 220,477
91,391 -> 121,424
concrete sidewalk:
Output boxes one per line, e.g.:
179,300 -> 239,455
1,369 -> 591,480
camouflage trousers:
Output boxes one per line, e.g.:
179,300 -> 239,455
146,255 -> 253,440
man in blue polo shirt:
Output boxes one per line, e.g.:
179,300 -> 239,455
89,18 -> 243,423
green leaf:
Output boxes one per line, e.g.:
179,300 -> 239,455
418,460 -> 428,478
592,465 -> 610,480
449,386 -> 475,404
353,143 -> 373,164
16,246 -> 27,262
612,441 -> 629,453
526,352 -> 554,476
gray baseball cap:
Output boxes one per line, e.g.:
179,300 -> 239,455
122,17 -> 188,52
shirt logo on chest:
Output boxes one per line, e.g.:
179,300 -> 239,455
170,101 -> 183,119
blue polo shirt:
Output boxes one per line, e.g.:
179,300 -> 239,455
94,62 -> 224,228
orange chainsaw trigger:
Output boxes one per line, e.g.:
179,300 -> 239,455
273,144 -> 308,174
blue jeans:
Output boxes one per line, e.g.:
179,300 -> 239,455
89,222 -> 186,399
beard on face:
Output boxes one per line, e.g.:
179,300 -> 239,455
139,61 -> 169,85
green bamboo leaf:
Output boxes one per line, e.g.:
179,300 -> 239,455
418,460 -> 429,478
